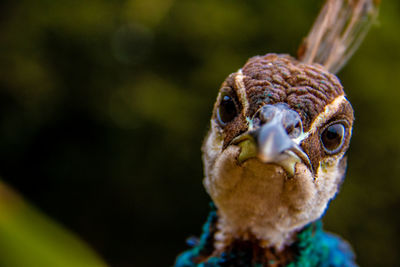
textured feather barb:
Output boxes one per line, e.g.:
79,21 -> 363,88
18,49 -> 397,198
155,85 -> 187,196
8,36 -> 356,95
298,0 -> 380,73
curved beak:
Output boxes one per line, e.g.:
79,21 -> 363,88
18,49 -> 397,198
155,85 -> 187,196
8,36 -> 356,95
232,115 -> 311,177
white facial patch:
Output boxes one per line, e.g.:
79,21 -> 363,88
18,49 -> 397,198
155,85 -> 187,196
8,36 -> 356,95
313,154 -> 345,211
202,120 -> 224,178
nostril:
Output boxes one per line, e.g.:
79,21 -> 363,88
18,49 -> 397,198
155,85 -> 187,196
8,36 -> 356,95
255,105 -> 276,125
287,125 -> 301,138
282,110 -> 302,138
285,119 -> 302,138
286,124 -> 294,135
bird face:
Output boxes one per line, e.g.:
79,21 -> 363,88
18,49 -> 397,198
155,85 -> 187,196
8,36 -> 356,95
202,54 -> 354,249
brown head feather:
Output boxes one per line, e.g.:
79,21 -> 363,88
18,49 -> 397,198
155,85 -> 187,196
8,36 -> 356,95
218,53 -> 349,147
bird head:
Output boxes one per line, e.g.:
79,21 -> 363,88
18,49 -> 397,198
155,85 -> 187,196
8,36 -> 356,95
202,53 -> 354,249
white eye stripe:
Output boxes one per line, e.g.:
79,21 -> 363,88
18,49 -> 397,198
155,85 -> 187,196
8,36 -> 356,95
307,94 -> 347,135
234,69 -> 249,116
292,94 -> 347,144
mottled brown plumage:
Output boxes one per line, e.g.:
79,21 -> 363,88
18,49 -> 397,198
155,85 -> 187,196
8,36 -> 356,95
217,54 -> 346,147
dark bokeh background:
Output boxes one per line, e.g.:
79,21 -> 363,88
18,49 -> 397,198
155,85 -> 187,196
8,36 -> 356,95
0,0 -> 399,266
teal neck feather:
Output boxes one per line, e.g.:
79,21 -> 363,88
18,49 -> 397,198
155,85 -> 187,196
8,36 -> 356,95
175,204 -> 357,267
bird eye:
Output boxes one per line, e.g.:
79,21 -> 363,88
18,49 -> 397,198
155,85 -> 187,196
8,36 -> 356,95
217,94 -> 238,126
320,123 -> 346,154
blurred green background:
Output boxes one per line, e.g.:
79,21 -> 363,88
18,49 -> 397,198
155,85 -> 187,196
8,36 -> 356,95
0,0 -> 399,266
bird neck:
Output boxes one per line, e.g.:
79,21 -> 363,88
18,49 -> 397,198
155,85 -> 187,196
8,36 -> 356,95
175,204 -> 330,267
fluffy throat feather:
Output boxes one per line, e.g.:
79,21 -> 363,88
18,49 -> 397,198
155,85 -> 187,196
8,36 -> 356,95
203,146 -> 344,249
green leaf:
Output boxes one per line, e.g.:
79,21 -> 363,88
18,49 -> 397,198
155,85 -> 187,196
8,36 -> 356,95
0,182 -> 108,267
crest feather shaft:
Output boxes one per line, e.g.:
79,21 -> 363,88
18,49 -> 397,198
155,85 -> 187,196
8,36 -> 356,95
298,0 -> 380,74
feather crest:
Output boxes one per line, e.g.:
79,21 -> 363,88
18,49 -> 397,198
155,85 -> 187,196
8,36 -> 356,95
298,0 -> 380,73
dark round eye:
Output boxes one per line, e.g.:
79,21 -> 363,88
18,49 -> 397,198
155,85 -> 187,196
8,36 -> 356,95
217,94 -> 238,126
320,123 -> 345,154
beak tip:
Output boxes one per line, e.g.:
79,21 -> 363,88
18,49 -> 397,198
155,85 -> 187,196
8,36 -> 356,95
255,153 -> 296,177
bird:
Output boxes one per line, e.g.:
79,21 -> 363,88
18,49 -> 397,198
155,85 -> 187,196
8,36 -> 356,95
174,0 -> 379,266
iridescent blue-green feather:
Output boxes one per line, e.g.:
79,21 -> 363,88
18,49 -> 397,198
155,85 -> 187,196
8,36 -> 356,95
287,221 -> 357,267
175,207 -> 356,267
